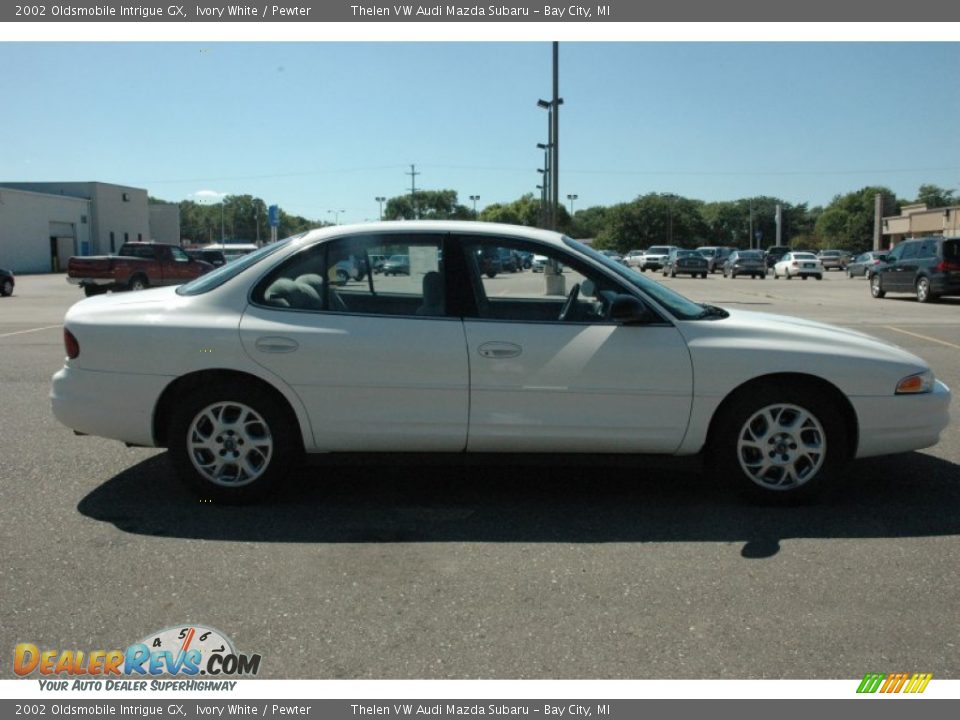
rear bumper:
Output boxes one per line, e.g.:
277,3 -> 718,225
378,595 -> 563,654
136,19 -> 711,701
50,365 -> 170,447
66,277 -> 115,287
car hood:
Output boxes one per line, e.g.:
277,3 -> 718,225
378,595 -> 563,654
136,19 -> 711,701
679,308 -> 932,396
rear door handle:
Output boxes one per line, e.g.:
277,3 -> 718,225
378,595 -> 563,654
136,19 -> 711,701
255,336 -> 299,354
477,341 -> 522,359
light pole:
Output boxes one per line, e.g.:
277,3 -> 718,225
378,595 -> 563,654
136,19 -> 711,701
469,195 -> 480,218
566,193 -> 578,215
220,200 -> 225,242
375,196 -> 386,221
328,209 -> 344,225
536,42 -> 562,231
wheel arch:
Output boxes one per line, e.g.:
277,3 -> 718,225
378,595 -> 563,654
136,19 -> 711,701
704,373 -> 859,460
152,369 -> 307,451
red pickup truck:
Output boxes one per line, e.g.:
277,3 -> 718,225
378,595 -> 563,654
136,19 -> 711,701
67,243 -> 214,297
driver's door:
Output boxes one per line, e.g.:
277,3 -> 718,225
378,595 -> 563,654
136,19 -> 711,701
456,237 -> 693,454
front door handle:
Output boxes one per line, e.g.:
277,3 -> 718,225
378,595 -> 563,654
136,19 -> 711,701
477,341 -> 522,359
255,336 -> 299,354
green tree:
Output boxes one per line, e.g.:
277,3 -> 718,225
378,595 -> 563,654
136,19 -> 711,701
479,194 -> 542,227
384,190 -> 472,220
814,186 -> 897,252
915,184 -> 956,208
594,193 -> 708,252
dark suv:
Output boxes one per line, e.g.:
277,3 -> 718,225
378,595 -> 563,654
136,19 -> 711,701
870,236 -> 960,303
764,245 -> 791,269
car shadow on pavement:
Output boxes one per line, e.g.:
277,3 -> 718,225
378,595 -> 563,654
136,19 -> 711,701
77,451 -> 960,557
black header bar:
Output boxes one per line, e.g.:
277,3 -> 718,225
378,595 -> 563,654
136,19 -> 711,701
3,1 -> 959,22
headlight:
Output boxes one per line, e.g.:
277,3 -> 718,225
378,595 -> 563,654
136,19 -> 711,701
896,371 -> 934,394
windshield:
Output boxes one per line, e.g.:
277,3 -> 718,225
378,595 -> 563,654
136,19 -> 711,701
177,238 -> 295,296
564,237 -> 714,321
647,246 -> 671,255
739,251 -> 763,260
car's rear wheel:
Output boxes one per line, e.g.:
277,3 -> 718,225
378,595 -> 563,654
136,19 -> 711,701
128,275 -> 148,291
168,383 -> 300,503
710,383 -> 847,502
870,274 -> 885,298
1,279 -> 13,296
916,277 -> 935,303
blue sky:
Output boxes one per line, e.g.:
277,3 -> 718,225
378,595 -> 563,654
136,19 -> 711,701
1,41 -> 957,223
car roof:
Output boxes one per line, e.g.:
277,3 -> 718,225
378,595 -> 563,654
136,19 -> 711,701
291,221 -> 566,250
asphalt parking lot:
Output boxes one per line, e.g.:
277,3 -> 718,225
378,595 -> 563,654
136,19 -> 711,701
1,270 -> 958,680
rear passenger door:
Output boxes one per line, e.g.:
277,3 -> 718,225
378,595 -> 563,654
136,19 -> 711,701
239,232 -> 469,452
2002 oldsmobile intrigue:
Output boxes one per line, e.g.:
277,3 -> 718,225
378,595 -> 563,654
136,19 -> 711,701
51,222 -> 951,502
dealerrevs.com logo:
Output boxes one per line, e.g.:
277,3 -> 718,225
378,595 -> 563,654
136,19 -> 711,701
857,672 -> 933,694
14,625 -> 261,691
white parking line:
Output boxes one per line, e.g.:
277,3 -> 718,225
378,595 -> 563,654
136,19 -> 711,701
883,325 -> 960,351
0,324 -> 63,339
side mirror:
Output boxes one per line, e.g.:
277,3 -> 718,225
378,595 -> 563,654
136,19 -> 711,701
883,255 -> 894,263
610,295 -> 656,325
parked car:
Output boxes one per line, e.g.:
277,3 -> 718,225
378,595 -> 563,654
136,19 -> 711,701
662,248 -> 708,278
1,267 -> 14,297
67,242 -> 214,296
202,243 -> 260,263
817,249 -> 852,271
764,245 -> 791,269
624,249 -> 646,268
846,251 -> 887,279
185,248 -> 227,267
368,254 -> 387,273
51,221 -> 950,505
381,254 -> 410,276
599,249 -> 624,265
530,254 -> 549,272
773,252 -> 824,280
697,246 -> 736,274
870,236 -> 960,303
498,248 -> 521,273
639,245 -> 677,272
722,250 -> 767,279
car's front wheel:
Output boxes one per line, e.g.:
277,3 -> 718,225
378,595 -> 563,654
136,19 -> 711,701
710,383 -> 847,501
168,383 -> 300,503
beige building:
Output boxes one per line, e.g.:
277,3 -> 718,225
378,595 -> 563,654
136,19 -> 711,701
882,203 -> 960,246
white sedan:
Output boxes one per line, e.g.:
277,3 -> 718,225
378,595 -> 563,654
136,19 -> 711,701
773,251 -> 824,280
51,222 -> 951,503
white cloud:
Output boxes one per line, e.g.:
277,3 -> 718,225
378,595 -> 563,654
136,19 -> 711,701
192,189 -> 226,201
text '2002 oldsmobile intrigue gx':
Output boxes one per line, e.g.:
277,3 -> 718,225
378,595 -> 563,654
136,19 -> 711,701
51,222 -> 951,503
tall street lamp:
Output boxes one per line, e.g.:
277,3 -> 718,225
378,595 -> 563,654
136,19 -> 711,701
328,209 -> 344,225
469,195 -> 480,218
375,196 -> 386,221
566,193 -> 578,215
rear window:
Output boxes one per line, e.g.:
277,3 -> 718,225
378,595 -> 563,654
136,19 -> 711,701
944,239 -> 960,262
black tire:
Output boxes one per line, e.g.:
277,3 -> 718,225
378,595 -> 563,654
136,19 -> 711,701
128,275 -> 148,291
916,276 -> 935,303
870,274 -> 885,298
167,382 -> 301,504
485,271 -> 497,279
83,285 -> 105,297
815,275 -> 822,281
709,381 -> 848,502
1,279 -> 12,297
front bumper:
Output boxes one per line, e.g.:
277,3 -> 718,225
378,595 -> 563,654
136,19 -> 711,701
852,380 -> 952,458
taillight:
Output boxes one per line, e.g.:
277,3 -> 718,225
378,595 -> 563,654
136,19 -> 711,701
64,328 -> 80,360
935,260 -> 960,272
